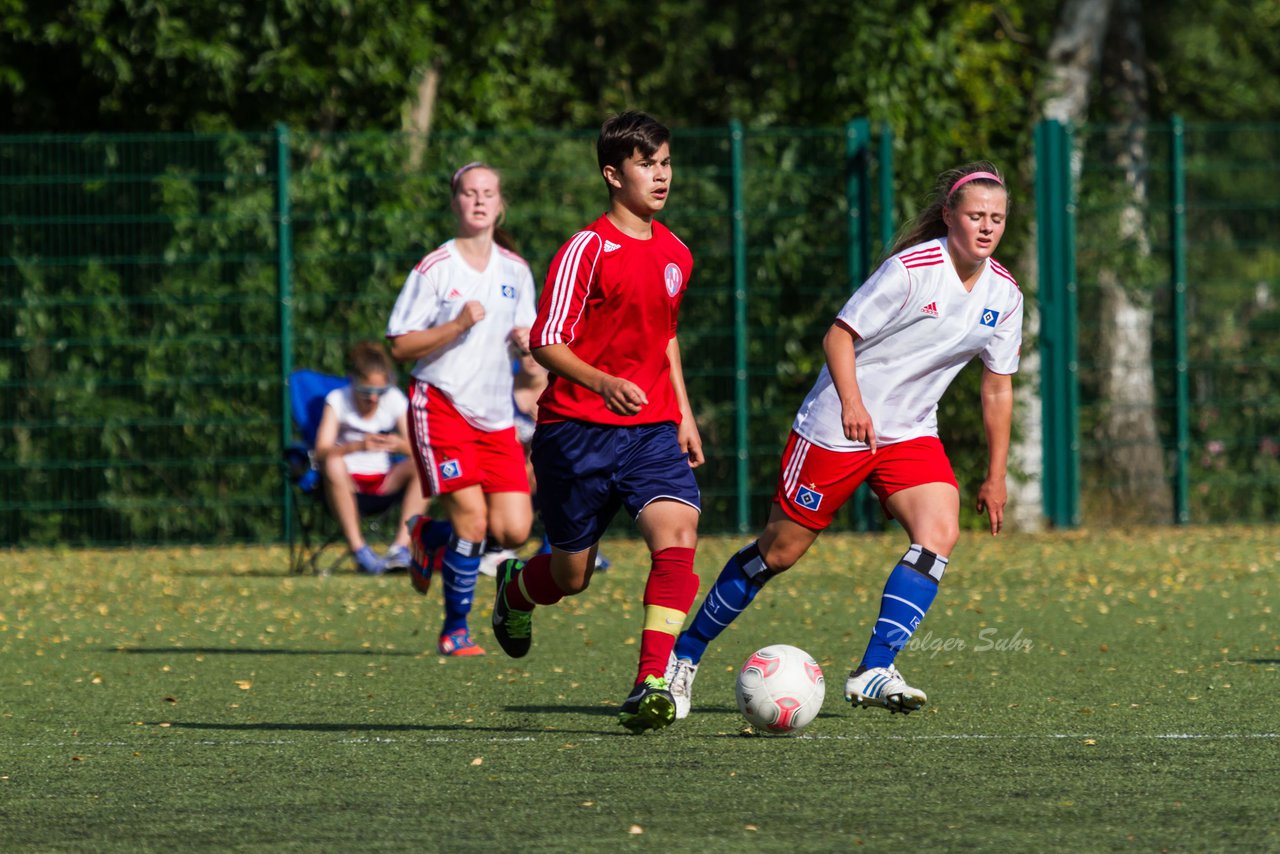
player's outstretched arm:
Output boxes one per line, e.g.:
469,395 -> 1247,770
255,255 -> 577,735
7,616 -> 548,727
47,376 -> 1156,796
976,366 -> 1013,535
666,335 -> 704,467
532,342 -> 647,416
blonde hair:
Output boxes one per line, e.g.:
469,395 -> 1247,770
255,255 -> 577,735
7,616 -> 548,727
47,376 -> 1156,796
887,161 -> 1008,257
450,161 -> 518,253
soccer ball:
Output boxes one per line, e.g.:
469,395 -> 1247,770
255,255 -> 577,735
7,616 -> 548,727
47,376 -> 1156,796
734,644 -> 825,734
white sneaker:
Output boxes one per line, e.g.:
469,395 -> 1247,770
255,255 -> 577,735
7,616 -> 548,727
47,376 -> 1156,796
664,652 -> 699,720
844,664 -> 927,714
478,548 -> 518,578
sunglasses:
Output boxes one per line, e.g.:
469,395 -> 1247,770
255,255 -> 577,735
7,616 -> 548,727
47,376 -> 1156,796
354,383 -> 393,397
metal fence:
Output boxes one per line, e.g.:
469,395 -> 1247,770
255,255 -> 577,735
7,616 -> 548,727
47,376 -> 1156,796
1,122 -> 894,547
1037,118 -> 1280,527
8,118 -> 1275,548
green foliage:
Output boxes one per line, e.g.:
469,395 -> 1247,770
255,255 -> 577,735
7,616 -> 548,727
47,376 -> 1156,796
7,2 -> 1280,541
5,125 -> 891,544
1067,120 -> 1280,525
0,0 -> 440,131
1147,0 -> 1280,120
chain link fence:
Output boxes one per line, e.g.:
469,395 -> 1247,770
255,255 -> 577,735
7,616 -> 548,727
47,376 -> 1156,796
1,124 -> 892,547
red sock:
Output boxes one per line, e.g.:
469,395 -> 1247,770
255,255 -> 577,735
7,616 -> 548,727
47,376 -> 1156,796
636,547 -> 700,683
504,553 -> 563,610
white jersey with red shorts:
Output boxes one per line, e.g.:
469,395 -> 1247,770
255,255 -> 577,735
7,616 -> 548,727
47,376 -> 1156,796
530,213 -> 692,427
386,239 -> 537,431
778,238 -> 1023,528
408,383 -> 529,497
387,239 -> 536,497
324,384 -> 408,477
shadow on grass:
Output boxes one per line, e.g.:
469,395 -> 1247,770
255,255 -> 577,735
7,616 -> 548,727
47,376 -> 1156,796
108,646 -> 419,656
150,719 -> 623,735
501,703 -> 629,716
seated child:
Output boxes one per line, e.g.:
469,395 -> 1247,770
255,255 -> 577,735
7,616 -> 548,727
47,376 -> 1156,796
313,341 -> 428,573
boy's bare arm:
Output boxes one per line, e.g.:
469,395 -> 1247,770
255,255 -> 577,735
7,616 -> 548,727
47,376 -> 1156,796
666,335 -> 704,467
532,343 -> 647,416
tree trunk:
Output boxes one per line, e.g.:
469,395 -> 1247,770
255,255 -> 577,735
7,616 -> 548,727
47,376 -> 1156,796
403,65 -> 439,172
1093,0 -> 1174,522
1010,0 -> 1114,531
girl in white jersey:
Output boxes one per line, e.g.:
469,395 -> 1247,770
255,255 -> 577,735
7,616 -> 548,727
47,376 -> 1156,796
667,162 -> 1024,718
313,341 -> 428,574
387,162 -> 536,656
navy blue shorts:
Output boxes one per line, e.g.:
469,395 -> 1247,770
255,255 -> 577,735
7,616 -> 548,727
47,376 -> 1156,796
531,421 -> 702,552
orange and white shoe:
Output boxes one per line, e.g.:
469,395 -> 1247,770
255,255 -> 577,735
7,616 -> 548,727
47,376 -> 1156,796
437,627 -> 485,657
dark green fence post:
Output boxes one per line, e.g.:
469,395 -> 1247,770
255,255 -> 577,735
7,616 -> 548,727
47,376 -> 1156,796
845,119 -> 871,292
878,123 -> 895,251
1169,115 -> 1191,524
276,123 -> 295,546
1036,119 -> 1081,528
730,120 -> 750,534
845,118 -> 881,531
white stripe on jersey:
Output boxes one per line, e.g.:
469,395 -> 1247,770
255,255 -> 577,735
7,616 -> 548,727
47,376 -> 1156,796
783,436 -> 811,498
415,247 -> 449,275
544,231 -> 599,345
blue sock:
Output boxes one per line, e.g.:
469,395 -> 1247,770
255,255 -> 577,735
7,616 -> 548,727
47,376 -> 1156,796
673,542 -> 774,664
859,544 -> 946,670
441,535 -> 482,634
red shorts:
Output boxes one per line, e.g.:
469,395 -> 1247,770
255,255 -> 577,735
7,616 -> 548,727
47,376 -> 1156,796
351,472 -> 389,495
773,432 -> 958,530
408,381 -> 530,497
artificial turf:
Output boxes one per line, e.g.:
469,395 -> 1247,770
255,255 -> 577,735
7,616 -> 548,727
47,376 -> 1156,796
1,526 -> 1276,850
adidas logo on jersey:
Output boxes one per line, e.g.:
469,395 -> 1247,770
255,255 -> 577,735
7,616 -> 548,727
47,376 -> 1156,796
603,240 -> 622,253
446,288 -> 463,300
921,301 -> 939,317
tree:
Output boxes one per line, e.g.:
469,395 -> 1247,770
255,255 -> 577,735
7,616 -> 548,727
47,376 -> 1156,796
1088,0 -> 1174,522
1008,0 -> 1114,530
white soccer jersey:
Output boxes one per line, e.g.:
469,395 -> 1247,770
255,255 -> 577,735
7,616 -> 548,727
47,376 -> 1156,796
324,384 -> 409,476
792,237 -> 1023,452
386,240 -> 537,431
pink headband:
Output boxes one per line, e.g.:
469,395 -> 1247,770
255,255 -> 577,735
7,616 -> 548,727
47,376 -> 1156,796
948,171 -> 1003,197
451,161 -> 488,193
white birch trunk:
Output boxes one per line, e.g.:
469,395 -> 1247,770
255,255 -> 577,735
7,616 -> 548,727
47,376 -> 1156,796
1010,0 -> 1114,531
1094,0 -> 1175,521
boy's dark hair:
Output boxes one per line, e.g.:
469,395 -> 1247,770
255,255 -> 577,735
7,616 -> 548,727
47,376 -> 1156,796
597,111 -> 670,177
347,340 -> 395,380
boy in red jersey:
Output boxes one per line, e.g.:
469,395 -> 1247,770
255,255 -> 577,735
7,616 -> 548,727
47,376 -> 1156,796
490,111 -> 704,733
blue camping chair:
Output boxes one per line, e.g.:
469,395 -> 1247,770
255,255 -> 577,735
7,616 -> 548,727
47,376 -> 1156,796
285,369 -> 404,575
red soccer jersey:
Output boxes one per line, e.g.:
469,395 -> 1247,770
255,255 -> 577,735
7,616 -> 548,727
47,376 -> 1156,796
531,213 -> 692,426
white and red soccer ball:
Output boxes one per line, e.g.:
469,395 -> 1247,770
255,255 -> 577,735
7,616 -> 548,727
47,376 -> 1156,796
735,644 -> 825,734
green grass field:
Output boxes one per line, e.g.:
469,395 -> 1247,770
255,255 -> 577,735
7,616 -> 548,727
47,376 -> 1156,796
2,526 -> 1277,851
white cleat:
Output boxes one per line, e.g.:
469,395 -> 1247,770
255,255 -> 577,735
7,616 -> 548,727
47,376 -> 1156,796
664,652 -> 699,720
478,547 -> 518,578
844,664 -> 927,714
